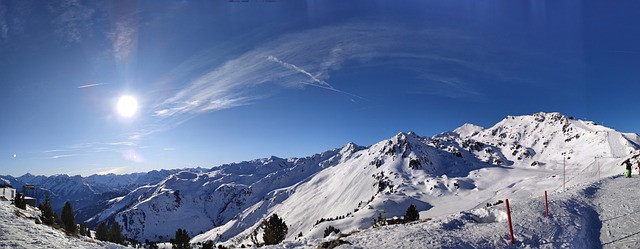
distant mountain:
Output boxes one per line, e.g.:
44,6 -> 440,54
0,167 -> 208,224
86,112 -> 640,245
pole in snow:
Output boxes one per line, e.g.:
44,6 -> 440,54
505,199 -> 515,244
544,191 -> 549,217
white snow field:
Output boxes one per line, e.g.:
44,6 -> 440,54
0,200 -> 126,249
264,175 -> 640,248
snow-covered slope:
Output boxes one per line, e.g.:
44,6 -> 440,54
189,112 -> 639,246
92,146 -> 362,242
0,200 -> 125,249
265,174 -> 639,249
8,112 -> 637,247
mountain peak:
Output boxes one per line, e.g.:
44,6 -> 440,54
340,142 -> 365,154
530,112 -> 573,122
454,123 -> 485,137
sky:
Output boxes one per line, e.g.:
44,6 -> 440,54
0,0 -> 639,176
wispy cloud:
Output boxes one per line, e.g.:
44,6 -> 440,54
108,18 -> 138,62
77,83 -> 104,89
266,55 -> 364,100
48,0 -> 95,43
153,23 -> 397,120
44,140 -> 139,158
152,21 -> 549,135
0,3 -> 8,42
44,149 -> 69,153
51,154 -> 75,159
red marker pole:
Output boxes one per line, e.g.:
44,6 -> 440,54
544,191 -> 549,217
505,199 -> 515,244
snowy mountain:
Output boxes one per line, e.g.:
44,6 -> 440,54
0,168 -> 207,224
86,112 -> 640,245
90,146 -> 362,242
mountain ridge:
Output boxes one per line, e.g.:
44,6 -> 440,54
4,112 -> 640,246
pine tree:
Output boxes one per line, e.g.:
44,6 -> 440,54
95,222 -> 108,241
201,241 -> 214,249
262,214 -> 287,245
78,223 -> 90,237
405,204 -> 419,223
172,228 -> 190,249
323,226 -> 340,238
61,201 -> 76,234
108,221 -> 124,244
39,194 -> 55,226
372,213 -> 386,227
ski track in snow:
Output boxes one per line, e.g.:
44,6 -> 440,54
607,132 -> 628,159
591,176 -> 640,248
263,175 -> 640,249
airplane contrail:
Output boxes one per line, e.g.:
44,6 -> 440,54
77,83 -> 105,89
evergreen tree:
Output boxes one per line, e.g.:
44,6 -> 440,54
201,241 -> 214,249
108,221 -> 124,244
78,223 -> 91,237
262,214 -> 288,245
172,228 -> 190,249
95,222 -> 108,241
404,204 -> 419,223
39,195 -> 55,226
61,201 -> 76,234
323,226 -> 340,238
372,213 -> 386,227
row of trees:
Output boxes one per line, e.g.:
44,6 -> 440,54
38,195 -> 78,234
37,195 -> 127,245
95,221 -> 124,244
373,204 -> 420,227
26,194 -> 418,247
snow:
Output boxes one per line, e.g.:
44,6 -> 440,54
0,201 -> 126,249
4,112 -> 640,248
454,123 -> 485,137
590,175 -> 640,247
263,175 -> 637,248
185,112 -> 640,247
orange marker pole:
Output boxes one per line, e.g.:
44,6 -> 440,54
505,199 -> 515,244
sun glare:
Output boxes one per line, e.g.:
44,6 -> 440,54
117,95 -> 139,118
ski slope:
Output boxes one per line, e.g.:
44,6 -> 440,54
264,175 -> 640,248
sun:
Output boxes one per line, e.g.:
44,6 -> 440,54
116,95 -> 139,118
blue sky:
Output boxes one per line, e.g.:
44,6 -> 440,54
0,1 -> 639,176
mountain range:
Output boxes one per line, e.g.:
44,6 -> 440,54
3,112 -> 639,246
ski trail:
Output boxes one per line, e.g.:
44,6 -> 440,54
589,176 -> 640,248
607,132 -> 628,158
